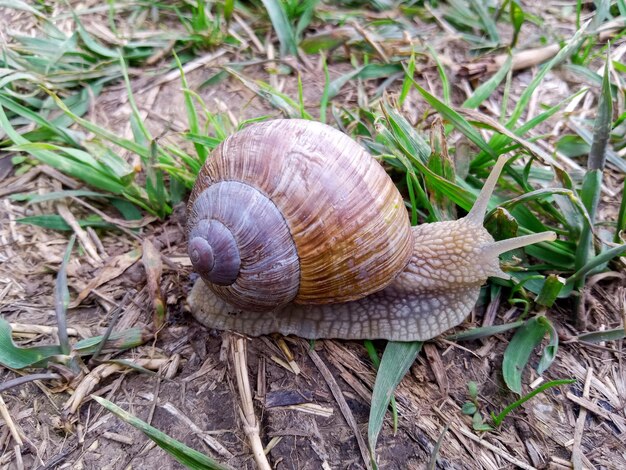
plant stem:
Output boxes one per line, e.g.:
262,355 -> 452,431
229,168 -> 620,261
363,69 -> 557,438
491,379 -> 575,427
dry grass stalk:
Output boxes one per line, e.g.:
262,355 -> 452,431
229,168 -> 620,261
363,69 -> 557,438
283,403 -> 334,417
307,343 -> 372,470
566,392 -> 626,431
139,49 -> 228,92
0,394 -> 23,447
9,322 -> 79,337
57,202 -> 102,265
572,367 -> 593,470
276,337 -> 301,375
457,427 -> 537,470
231,336 -> 271,470
63,358 -> 170,415
13,444 -> 24,470
330,358 -> 373,405
351,22 -> 389,63
70,196 -> 156,230
182,356 -> 217,383
461,19 -> 626,79
142,238 -> 165,328
86,226 -> 107,258
424,343 -> 449,395
69,248 -> 142,308
269,355 -> 298,374
266,42 -> 278,90
102,431 -> 134,445
256,355 -> 266,402
233,13 -> 265,53
264,436 -> 282,454
572,367 -> 594,469
551,455 -> 574,469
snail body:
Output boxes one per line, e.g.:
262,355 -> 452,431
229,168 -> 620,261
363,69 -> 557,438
186,119 -> 555,341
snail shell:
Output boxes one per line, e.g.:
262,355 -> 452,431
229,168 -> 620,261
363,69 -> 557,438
186,119 -> 556,341
187,119 -> 413,312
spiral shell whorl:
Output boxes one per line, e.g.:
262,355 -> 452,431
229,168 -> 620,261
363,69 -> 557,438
187,181 -> 300,311
188,220 -> 240,286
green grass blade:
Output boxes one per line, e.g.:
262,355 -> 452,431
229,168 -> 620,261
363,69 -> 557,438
568,121 -> 626,172
368,341 -> 423,464
74,14 -> 119,58
535,274 -> 565,307
92,396 -> 232,470
45,91 -> 151,158
14,190 -> 109,204
174,51 -> 208,164
0,0 -> 46,19
426,126 -> 456,220
406,172 -> 419,225
0,107 -> 129,194
55,235 -> 75,355
491,379 -> 575,427
364,341 -> 398,434
0,317 -> 63,368
223,0 -> 234,23
615,178 -> 626,243
567,243 -> 626,285
463,55 -> 513,109
44,30 -> 78,75
382,103 -> 431,163
573,169 -> 602,290
577,328 -> 625,343
183,134 -> 224,151
399,52 -> 415,107
17,214 -> 112,231
0,92 -> 78,146
426,44 -> 450,104
7,142 -> 127,194
261,0 -> 297,56
506,22 -> 587,127
320,55 -> 330,123
509,0 -> 525,47
472,88 -> 588,167
502,316 -> 550,394
73,328 -> 151,356
328,63 -> 403,100
469,0 -> 500,43
447,321 -> 525,341
536,318 -> 558,374
588,50 -> 613,172
406,74 -> 496,159
146,140 -> 169,218
297,73 -> 306,118
562,64 -> 619,97
226,68 -> 312,119
295,0 -> 319,41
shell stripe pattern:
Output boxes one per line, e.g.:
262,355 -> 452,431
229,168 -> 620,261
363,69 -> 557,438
188,119 -> 413,305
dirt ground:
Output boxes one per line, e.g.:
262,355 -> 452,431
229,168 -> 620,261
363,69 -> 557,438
1,2 -> 626,470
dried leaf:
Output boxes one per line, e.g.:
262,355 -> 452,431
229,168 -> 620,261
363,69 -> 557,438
142,239 -> 165,328
70,248 -> 142,308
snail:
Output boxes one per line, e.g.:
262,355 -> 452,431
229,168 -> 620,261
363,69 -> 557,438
186,119 -> 555,342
